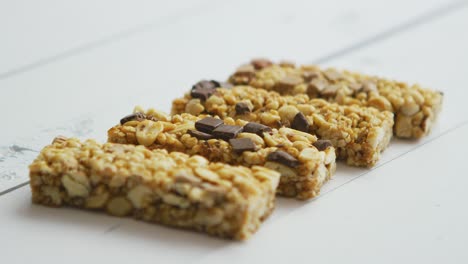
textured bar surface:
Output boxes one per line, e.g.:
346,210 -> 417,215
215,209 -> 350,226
108,111 -> 336,200
228,59 -> 443,139
172,86 -> 393,167
29,137 -> 280,240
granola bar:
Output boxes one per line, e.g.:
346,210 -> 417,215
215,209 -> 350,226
172,85 -> 393,167
108,111 -> 336,200
29,137 -> 280,240
228,59 -> 443,139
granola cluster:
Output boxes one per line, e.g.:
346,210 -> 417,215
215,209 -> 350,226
229,59 -> 443,138
172,86 -> 393,167
108,111 -> 336,199
29,137 -> 280,240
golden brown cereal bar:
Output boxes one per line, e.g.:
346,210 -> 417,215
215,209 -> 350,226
29,137 -> 280,240
171,85 -> 393,167
108,112 -> 336,200
228,59 -> 443,139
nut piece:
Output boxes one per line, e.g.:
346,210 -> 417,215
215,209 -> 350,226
127,185 -> 152,209
395,114 -> 413,138
298,148 -> 324,162
400,102 -> 420,116
264,161 -> 297,178
237,132 -> 265,147
251,58 -> 273,70
362,80 -> 378,93
194,208 -> 224,226
278,105 -> 299,123
277,75 -> 302,93
61,174 -> 90,197
106,197 -> 133,216
323,68 -> 344,82
136,120 -> 164,146
368,96 -> 393,112
52,135 -> 68,145
162,193 -> 190,208
185,99 -> 205,115
321,84 -> 340,97
308,78 -> 328,96
194,167 -> 220,183
86,193 -> 109,209
41,186 -> 62,205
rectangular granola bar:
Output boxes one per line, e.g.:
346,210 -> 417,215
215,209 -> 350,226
108,111 -> 336,200
29,137 -> 280,240
172,85 -> 393,167
228,59 -> 443,139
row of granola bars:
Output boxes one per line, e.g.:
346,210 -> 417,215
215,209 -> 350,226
29,59 -> 443,240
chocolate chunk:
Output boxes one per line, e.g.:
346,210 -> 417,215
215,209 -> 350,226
229,138 -> 256,153
251,58 -> 272,70
191,80 -> 220,91
277,75 -> 302,93
291,112 -> 310,132
188,129 -> 213,140
191,88 -> 215,101
302,71 -> 319,82
195,117 -> 224,134
235,102 -> 252,115
308,78 -> 328,95
243,122 -> 272,137
266,150 -> 300,168
191,80 -> 221,101
120,112 -> 146,125
323,69 -> 344,82
313,139 -> 333,151
279,60 -> 295,68
232,64 -> 256,84
212,125 -> 243,140
321,84 -> 340,97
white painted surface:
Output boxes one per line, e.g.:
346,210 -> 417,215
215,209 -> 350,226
0,0 -> 209,76
1,0 -> 467,263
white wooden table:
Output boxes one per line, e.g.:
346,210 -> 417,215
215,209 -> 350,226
1,1 -> 467,263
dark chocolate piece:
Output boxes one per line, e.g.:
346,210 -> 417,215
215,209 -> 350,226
266,150 -> 300,168
120,112 -> 146,125
191,88 -> 215,101
235,102 -> 252,115
291,112 -> 310,132
232,64 -> 256,84
278,60 -> 295,68
302,71 -> 319,82
323,69 -> 344,82
277,75 -> 302,92
188,129 -> 214,140
191,80 -> 221,101
242,122 -> 272,137
229,138 -> 256,153
195,117 -> 224,134
191,80 -> 220,91
251,58 -> 273,70
212,125 -> 243,140
313,139 -> 333,151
